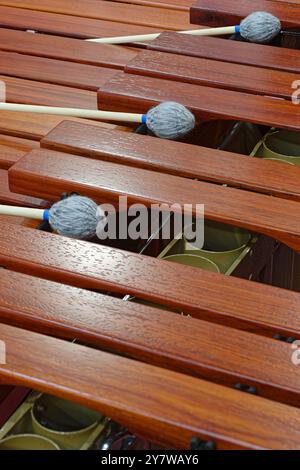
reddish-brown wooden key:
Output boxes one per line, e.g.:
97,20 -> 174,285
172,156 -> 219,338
148,32 -> 300,75
2,322 -> 300,449
0,28 -> 137,68
0,0 -> 195,30
0,50 -> 117,91
0,75 -> 97,109
0,112 -> 114,141
1,268 -> 300,407
114,0 -> 192,11
98,72 -> 300,131
0,5 -> 160,39
0,169 -> 47,207
126,49 -> 298,100
41,121 -> 300,203
10,148 -> 300,251
1,222 -> 300,339
0,134 -> 38,169
190,0 -> 300,28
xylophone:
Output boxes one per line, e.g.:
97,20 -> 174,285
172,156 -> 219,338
0,0 -> 300,451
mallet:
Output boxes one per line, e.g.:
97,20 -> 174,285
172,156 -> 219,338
86,11 -> 281,45
0,101 -> 195,140
0,196 -> 107,240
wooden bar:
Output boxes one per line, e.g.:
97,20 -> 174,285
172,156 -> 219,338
0,28 -> 137,68
0,51 -> 118,91
148,32 -> 300,74
126,49 -> 297,100
0,169 -> 47,207
1,222 -> 300,339
0,0 -> 299,449
42,121 -> 300,202
0,6 -> 160,39
2,322 -> 300,449
190,0 -> 300,28
0,1 -> 195,30
0,112 -> 114,140
0,134 -> 39,169
98,72 -> 300,131
0,214 -> 38,228
1,75 -> 97,109
111,0 -> 193,11
0,269 -> 299,407
9,148 -> 300,251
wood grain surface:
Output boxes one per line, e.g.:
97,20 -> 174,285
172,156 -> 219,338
0,215 -> 37,227
0,268 -> 299,406
0,28 -> 137,68
0,112 -> 114,140
1,222 -> 300,338
1,322 -> 300,448
111,0 -> 193,11
0,0 -> 299,449
0,51 -> 118,91
98,72 -> 300,131
149,32 -> 300,74
126,49 -> 298,100
0,169 -> 47,207
9,148 -> 300,251
0,134 -> 38,169
1,75 -> 97,109
0,1 -> 195,30
42,121 -> 300,202
190,0 -> 300,28
0,5 -> 160,39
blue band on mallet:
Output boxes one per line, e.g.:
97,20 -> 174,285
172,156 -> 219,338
43,209 -> 49,221
235,25 -> 241,33
141,114 -> 147,124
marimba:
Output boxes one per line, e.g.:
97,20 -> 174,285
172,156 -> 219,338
0,0 -> 300,451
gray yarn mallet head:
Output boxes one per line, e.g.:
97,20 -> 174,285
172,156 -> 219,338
240,11 -> 281,44
146,101 -> 196,140
48,195 -> 106,240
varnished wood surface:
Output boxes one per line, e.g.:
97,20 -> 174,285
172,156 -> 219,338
98,72 -> 300,131
149,32 -> 300,74
1,75 -> 97,109
0,170 -> 47,207
1,222 -> 300,339
0,1 -> 299,448
111,0 -> 192,11
10,148 -> 300,251
42,121 -> 300,202
0,1 -> 195,30
0,112 -> 114,140
0,5 -> 160,39
0,51 -> 118,91
3,322 -> 300,449
0,134 -> 38,169
126,49 -> 297,100
0,214 -> 37,227
1,269 -> 299,407
0,28 -> 137,68
190,0 -> 300,28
